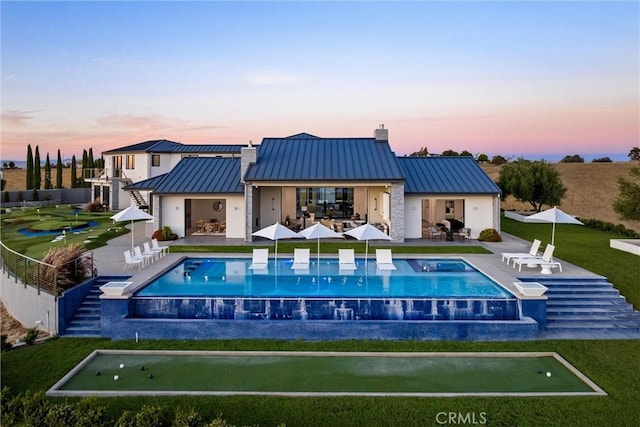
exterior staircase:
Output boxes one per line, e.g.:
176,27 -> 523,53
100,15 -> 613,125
63,282 -> 103,337
540,277 -> 640,338
130,189 -> 148,209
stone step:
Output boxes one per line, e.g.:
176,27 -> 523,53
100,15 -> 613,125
545,288 -> 620,295
546,321 -> 640,329
547,314 -> 640,323
547,299 -> 631,307
69,319 -> 100,328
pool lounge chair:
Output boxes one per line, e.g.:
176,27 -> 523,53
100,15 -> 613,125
124,250 -> 143,271
134,245 -> 153,267
151,238 -> 169,257
375,249 -> 397,271
249,248 -> 269,270
291,248 -> 310,270
501,239 -> 541,264
512,244 -> 562,274
338,249 -> 357,271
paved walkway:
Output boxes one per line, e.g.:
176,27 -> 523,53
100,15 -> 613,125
91,224 -> 639,340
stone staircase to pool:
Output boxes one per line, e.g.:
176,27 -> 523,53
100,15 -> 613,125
63,281 -> 103,337
539,277 -> 640,339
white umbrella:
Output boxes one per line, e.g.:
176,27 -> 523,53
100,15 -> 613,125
298,222 -> 342,267
110,206 -> 154,252
524,206 -> 584,246
251,222 -> 302,263
344,223 -> 392,269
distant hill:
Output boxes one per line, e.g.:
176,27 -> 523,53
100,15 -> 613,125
482,162 -> 639,233
1,159 -> 75,169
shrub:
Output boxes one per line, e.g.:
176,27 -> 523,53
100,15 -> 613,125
153,226 -> 177,241
134,405 -> 171,427
74,398 -> 108,427
38,244 -> 92,293
478,228 -> 502,242
32,189 -> 39,201
174,406 -> 202,427
84,198 -> 104,212
24,327 -> 39,346
44,402 -> 77,426
1,387 -> 22,426
578,217 -> 640,238
115,410 -> 137,427
20,391 -> 50,427
3,190 -> 9,203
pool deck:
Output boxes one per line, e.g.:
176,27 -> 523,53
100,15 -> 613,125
91,225 -> 640,340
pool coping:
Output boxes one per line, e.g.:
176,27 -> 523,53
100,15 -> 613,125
47,350 -> 607,398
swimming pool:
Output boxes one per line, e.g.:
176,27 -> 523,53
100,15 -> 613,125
131,257 -> 518,322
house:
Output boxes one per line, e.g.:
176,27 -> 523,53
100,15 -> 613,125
87,127 -> 501,241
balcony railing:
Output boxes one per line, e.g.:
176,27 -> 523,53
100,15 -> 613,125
82,168 -> 129,182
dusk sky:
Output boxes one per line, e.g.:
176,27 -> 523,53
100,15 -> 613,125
1,1 -> 638,162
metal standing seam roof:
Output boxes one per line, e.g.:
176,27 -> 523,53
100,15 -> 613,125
123,174 -> 168,191
150,157 -> 243,194
397,156 -> 501,194
244,135 -> 405,182
103,139 -> 245,154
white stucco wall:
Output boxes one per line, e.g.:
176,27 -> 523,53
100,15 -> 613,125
1,273 -> 57,334
462,195 -> 495,239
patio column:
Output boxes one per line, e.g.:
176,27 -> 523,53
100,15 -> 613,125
390,182 -> 404,242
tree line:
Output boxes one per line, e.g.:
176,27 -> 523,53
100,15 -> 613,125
409,146 -> 640,164
23,144 -> 104,190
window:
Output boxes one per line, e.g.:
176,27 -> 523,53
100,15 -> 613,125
126,155 -> 135,169
151,154 -> 160,167
112,156 -> 122,177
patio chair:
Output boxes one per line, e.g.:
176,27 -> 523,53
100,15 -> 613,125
501,239 -> 541,264
375,249 -> 397,271
291,248 -> 310,270
512,244 -> 562,274
338,249 -> 357,271
151,238 -> 169,257
144,241 -> 160,261
124,250 -> 143,271
428,226 -> 444,240
134,245 -> 153,267
457,227 -> 471,242
249,248 -> 269,270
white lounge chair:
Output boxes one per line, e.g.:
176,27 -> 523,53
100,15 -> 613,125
124,250 -> 143,271
249,248 -> 269,270
501,239 -> 541,264
134,245 -> 153,267
338,249 -> 357,271
151,238 -> 169,257
291,248 -> 310,270
375,249 -> 397,271
142,242 -> 157,262
145,241 -> 162,260
512,244 -> 562,274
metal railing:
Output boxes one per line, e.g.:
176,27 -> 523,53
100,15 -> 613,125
0,240 -> 94,297
82,168 -> 129,181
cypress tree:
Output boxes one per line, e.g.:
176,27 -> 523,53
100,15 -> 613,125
82,149 -> 89,186
26,144 -> 34,189
44,153 -> 52,189
71,155 -> 78,188
34,146 -> 41,189
56,149 -> 63,188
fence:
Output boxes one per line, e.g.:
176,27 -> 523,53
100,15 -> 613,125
0,240 -> 94,297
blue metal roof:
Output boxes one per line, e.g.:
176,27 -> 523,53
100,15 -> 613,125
398,157 -> 501,194
244,135 -> 405,181
104,139 -> 244,154
152,157 -> 243,194
123,174 -> 168,191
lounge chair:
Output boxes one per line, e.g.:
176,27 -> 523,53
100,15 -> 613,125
249,248 -> 269,270
512,244 -> 562,274
134,246 -> 153,267
291,248 -> 310,270
428,226 -> 444,240
375,249 -> 397,271
338,249 -> 357,271
124,250 -> 143,271
501,239 -> 541,264
146,241 -> 162,260
151,238 -> 169,257
457,227 -> 471,241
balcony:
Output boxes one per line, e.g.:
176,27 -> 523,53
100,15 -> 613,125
83,168 -> 129,183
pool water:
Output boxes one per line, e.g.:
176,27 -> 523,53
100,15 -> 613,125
136,257 -> 513,299
131,257 -> 518,322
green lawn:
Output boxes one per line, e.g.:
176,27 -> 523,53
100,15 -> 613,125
2,339 -> 639,426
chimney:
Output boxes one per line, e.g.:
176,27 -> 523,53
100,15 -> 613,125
374,124 -> 388,142
241,141 -> 256,183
